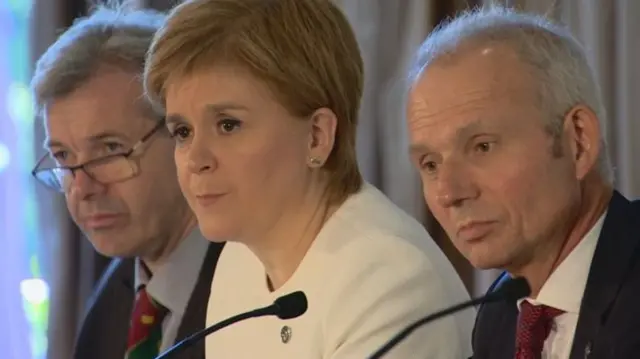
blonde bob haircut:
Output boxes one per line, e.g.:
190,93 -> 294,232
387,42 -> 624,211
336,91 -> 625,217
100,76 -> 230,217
144,0 -> 364,204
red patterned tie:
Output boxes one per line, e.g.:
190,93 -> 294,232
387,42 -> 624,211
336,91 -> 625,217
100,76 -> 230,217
125,285 -> 168,358
515,301 -> 564,359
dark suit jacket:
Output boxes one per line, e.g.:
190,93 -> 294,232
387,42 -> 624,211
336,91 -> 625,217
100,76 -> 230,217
472,191 -> 640,359
73,242 -> 224,359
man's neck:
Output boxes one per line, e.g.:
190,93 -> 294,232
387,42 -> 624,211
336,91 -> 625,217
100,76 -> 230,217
512,179 -> 612,297
143,214 -> 197,274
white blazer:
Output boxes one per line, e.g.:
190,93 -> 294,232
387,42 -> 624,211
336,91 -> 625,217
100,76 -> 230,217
205,183 -> 474,358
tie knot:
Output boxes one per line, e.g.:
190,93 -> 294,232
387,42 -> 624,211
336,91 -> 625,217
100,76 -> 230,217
519,301 -> 564,326
515,301 -> 565,356
139,285 -> 168,312
132,285 -> 169,328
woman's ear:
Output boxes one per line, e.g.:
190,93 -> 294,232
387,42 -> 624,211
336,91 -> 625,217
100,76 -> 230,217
307,107 -> 337,167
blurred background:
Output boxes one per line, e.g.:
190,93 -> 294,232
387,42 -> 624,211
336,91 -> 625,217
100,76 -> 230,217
0,0 -> 637,358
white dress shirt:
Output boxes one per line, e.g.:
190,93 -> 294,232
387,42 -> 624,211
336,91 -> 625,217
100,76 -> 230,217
205,183 -> 475,359
517,212 -> 606,359
135,228 -> 210,352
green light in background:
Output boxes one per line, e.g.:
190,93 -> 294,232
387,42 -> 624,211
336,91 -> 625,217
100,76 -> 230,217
6,0 -> 32,20
7,82 -> 34,127
29,256 -> 41,279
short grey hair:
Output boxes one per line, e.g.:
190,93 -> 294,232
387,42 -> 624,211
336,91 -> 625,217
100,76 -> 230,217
409,5 -> 613,183
31,2 -> 165,117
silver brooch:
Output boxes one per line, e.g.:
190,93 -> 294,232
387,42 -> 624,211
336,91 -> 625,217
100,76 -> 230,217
280,325 -> 292,344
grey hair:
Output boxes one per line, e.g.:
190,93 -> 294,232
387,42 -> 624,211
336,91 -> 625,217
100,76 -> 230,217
31,1 -> 166,117
409,5 -> 613,183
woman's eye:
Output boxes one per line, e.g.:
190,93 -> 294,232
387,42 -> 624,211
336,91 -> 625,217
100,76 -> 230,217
171,126 -> 192,140
218,119 -> 241,134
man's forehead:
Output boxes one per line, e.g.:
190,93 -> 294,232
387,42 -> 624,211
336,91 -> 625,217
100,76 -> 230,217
46,66 -> 147,112
408,66 -> 536,128
412,45 -> 532,94
412,70 -> 504,105
406,78 -> 492,131
43,104 -> 138,148
43,100 -> 151,147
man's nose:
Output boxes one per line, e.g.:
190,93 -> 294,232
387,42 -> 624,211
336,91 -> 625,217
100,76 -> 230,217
68,169 -> 107,199
433,161 -> 479,208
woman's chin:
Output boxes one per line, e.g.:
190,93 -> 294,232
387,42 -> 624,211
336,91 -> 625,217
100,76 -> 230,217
198,221 -> 239,242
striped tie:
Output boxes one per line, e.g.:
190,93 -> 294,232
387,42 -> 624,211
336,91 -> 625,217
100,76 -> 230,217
125,285 -> 168,359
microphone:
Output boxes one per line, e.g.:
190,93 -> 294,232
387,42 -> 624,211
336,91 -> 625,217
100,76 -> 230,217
368,277 -> 530,359
155,290 -> 308,359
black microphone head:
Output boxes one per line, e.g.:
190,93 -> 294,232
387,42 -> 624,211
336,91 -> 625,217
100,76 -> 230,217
273,291 -> 308,319
494,276 -> 531,302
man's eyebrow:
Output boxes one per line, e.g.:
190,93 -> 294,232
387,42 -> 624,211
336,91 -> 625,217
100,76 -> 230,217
408,143 -> 432,157
43,139 -> 63,149
86,131 -> 131,142
455,120 -> 485,139
43,131 -> 131,149
407,120 -> 489,157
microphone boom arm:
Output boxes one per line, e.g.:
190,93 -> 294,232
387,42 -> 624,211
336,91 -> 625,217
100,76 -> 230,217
155,307 -> 274,359
154,290 -> 307,359
368,297 -> 487,359
367,277 -> 530,359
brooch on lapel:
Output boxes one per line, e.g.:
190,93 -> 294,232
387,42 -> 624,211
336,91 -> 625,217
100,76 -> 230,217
280,325 -> 292,344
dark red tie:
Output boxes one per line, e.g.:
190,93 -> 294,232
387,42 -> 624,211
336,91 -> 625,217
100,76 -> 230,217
515,301 -> 565,359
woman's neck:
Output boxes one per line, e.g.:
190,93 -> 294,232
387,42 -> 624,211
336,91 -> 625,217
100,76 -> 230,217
248,186 -> 338,291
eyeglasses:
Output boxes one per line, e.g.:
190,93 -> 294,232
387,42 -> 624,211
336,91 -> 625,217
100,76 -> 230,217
32,121 -> 165,193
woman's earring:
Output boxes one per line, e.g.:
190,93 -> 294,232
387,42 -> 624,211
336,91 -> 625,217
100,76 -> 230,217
308,157 -> 323,167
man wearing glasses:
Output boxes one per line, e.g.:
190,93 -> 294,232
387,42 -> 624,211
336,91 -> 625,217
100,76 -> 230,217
30,5 -> 223,359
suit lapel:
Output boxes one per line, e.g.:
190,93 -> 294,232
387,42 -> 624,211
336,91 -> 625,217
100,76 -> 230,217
74,242 -> 225,359
472,273 -> 519,359
74,258 -> 135,359
484,301 -> 518,359
570,191 -> 640,358
496,305 -> 518,359
173,242 -> 225,359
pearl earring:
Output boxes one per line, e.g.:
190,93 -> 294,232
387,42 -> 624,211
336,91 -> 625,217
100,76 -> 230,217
309,157 -> 323,166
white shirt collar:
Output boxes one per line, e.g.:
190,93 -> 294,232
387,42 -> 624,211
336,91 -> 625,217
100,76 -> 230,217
135,227 -> 210,315
518,211 -> 607,313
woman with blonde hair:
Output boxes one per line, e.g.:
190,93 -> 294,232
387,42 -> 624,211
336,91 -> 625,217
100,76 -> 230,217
145,0 -> 474,357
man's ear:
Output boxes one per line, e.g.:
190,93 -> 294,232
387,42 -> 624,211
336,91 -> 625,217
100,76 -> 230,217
306,107 -> 337,168
562,104 -> 601,180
